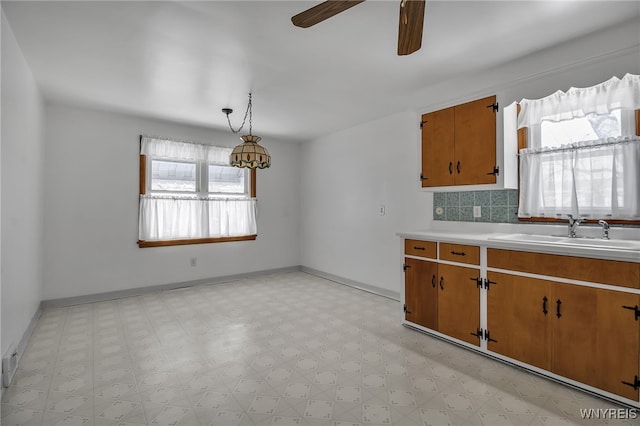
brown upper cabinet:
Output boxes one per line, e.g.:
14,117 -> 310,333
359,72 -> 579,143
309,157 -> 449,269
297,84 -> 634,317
421,95 -> 498,187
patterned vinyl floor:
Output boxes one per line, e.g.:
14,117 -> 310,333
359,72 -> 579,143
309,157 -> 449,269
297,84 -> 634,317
1,271 -> 634,426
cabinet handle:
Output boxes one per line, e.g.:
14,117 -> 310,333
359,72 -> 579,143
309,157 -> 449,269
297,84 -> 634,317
622,375 -> 640,391
542,296 -> 548,315
556,299 -> 562,318
448,162 -> 453,174
456,161 -> 461,174
487,166 -> 500,176
622,305 -> 640,321
450,251 -> 466,256
439,276 -> 444,290
413,246 -> 425,251
431,274 -> 436,288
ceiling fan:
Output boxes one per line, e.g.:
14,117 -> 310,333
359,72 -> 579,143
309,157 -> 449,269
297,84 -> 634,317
291,0 -> 426,56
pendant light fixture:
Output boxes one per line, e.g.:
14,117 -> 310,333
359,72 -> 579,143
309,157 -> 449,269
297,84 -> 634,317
223,93 -> 271,169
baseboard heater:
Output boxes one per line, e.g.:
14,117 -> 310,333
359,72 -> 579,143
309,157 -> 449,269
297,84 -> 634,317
2,346 -> 18,388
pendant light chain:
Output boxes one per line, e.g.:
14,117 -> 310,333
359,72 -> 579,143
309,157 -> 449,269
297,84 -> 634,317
225,92 -> 271,169
225,93 -> 253,135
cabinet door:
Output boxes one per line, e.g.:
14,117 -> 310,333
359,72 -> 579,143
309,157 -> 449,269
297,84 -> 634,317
404,258 -> 438,330
437,263 -> 480,346
552,283 -> 640,400
421,108 -> 455,187
454,95 -> 497,185
486,272 -> 552,370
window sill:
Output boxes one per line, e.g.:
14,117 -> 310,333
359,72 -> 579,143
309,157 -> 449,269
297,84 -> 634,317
138,235 -> 257,248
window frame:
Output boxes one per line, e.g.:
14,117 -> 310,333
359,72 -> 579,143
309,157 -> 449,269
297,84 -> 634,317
516,106 -> 640,225
138,153 -> 257,248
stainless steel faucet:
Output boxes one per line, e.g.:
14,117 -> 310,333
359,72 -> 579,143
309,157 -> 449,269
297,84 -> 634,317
567,214 -> 582,238
598,220 -> 610,239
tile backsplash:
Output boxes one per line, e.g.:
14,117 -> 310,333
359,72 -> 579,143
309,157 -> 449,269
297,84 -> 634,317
434,189 -> 519,223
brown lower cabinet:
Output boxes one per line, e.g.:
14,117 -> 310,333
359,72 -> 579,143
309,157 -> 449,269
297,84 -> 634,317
438,264 -> 481,346
404,258 -> 438,330
404,258 -> 480,346
487,271 -> 640,401
486,272 -> 552,371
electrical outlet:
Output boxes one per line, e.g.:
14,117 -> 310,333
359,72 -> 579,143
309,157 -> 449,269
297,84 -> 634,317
190,257 -> 197,267
473,206 -> 482,218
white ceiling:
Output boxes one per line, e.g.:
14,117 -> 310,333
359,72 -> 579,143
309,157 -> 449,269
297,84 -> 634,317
3,1 -> 639,142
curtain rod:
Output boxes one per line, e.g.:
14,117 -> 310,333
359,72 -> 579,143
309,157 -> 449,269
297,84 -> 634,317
140,194 -> 257,202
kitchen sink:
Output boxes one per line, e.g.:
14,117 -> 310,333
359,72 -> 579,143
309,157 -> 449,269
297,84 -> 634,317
489,233 -> 640,250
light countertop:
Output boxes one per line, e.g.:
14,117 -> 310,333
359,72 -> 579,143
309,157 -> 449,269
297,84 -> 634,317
397,230 -> 640,262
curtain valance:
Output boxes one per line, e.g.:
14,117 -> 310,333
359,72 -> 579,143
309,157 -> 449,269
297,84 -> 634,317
140,135 -> 232,164
517,73 -> 640,129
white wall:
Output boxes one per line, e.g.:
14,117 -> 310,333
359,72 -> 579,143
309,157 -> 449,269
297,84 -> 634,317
43,104 -> 301,300
300,21 -> 640,297
300,111 -> 431,295
1,11 -> 45,357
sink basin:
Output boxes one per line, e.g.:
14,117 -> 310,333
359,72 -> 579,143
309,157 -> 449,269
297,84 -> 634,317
491,234 -> 566,243
558,238 -> 640,249
489,233 -> 640,250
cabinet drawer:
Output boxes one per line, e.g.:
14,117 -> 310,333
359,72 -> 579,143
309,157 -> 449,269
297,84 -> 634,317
487,248 -> 640,289
439,243 -> 480,265
404,239 -> 437,258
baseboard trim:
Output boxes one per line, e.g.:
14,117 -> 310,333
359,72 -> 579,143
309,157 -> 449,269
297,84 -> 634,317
40,264 -> 398,311
41,266 -> 302,309
301,266 -> 400,301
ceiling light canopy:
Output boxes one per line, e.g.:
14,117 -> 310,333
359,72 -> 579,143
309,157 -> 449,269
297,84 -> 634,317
223,93 -> 271,169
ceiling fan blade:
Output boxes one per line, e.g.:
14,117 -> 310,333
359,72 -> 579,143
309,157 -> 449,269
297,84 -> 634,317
397,0 -> 426,55
292,0 -> 366,28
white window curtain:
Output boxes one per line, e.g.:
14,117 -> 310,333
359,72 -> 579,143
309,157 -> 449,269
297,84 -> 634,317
516,74 -> 640,220
138,196 -> 257,241
139,136 -> 257,241
517,73 -> 640,129
518,136 -> 640,219
140,136 -> 232,164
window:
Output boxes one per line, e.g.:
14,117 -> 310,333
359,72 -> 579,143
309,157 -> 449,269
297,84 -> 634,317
528,109 -> 635,148
515,73 -> 640,221
151,160 -> 197,192
208,164 -> 245,194
138,136 -> 257,247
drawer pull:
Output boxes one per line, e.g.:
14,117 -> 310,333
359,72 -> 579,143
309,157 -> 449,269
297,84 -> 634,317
556,299 -> 562,318
542,296 -> 548,315
413,246 -> 426,251
450,251 -> 466,256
